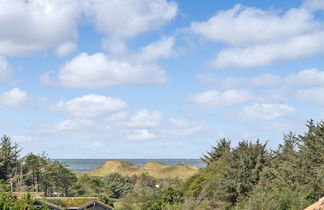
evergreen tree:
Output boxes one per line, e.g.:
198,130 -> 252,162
201,138 -> 231,165
0,135 -> 21,190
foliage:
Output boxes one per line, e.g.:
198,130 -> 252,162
0,136 -> 77,197
73,174 -> 105,196
23,153 -> 48,192
201,138 -> 231,165
130,173 -> 157,191
118,120 -> 323,210
0,135 -> 21,181
104,172 -> 133,198
0,119 -> 323,209
0,192 -> 48,210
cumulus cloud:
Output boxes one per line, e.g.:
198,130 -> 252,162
190,4 -> 322,46
198,74 -> 247,89
86,0 -> 177,53
38,118 -> 112,139
51,119 -> 95,130
0,0 -> 177,56
297,87 -> 324,105
55,42 -> 76,57
198,74 -> 281,89
199,69 -> 324,90
242,103 -> 295,120
251,74 -> 282,87
13,135 -> 32,143
303,0 -> 324,11
286,68 -> 324,86
209,32 -> 324,69
189,3 -> 324,69
0,88 -> 28,107
137,36 -> 176,61
189,89 -> 253,108
105,111 -> 129,122
0,0 -> 80,56
167,118 -> 202,136
0,57 -> 11,80
55,52 -> 167,88
126,129 -> 157,140
51,94 -> 127,118
126,109 -> 163,128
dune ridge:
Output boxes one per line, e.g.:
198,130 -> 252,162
86,160 -> 198,179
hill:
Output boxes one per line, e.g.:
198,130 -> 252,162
86,160 -> 199,179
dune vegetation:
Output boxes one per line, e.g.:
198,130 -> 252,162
0,120 -> 323,209
87,160 -> 199,179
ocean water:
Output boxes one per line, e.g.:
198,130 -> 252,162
54,159 -> 205,173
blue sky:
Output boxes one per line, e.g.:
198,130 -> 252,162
1,0 -> 324,158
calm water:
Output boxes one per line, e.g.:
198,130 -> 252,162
54,159 -> 205,172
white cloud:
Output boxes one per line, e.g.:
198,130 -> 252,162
251,74 -> 282,87
189,89 -> 253,108
86,0 -> 177,40
0,88 -> 28,107
297,87 -> 324,105
198,74 -> 248,89
0,0 -> 80,56
189,3 -> 324,68
198,73 -> 281,89
51,94 -> 127,118
137,36 -> 176,62
55,42 -> 76,57
126,129 -> 157,140
39,71 -> 57,86
53,119 -> 95,130
56,52 -> 167,88
209,32 -> 324,69
105,111 -> 129,122
199,69 -> 324,90
303,0 -> 324,11
85,0 -> 177,54
243,103 -> 295,120
167,118 -> 202,136
38,118 -> 111,139
190,4 -> 322,46
286,68 -> 324,86
126,109 -> 163,128
93,141 -> 104,148
0,57 -> 11,80
13,135 -> 32,143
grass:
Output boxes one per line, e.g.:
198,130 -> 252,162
39,197 -> 99,208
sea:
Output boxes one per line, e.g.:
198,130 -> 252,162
54,159 -> 205,173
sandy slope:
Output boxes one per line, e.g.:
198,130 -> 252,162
86,160 -> 198,179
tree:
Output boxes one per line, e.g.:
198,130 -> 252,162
40,162 -> 77,197
0,136 -> 21,181
201,138 -> 231,165
104,173 -> 132,198
23,153 -> 48,192
216,140 -> 269,206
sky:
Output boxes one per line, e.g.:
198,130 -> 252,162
1,0 -> 324,158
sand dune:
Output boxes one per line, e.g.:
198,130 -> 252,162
86,160 -> 198,179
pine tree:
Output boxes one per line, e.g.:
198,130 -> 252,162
201,138 -> 231,165
0,135 -> 21,181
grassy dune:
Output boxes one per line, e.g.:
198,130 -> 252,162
86,160 -> 199,179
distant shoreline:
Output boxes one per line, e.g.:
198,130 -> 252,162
53,158 -> 205,172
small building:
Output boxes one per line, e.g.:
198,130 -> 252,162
34,197 -> 112,210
